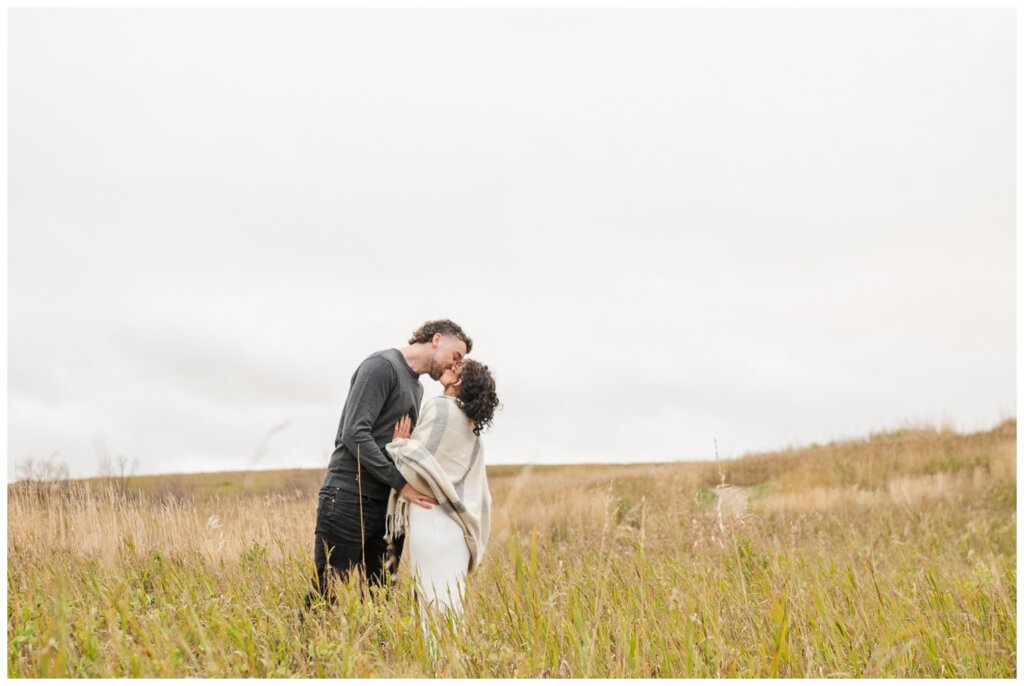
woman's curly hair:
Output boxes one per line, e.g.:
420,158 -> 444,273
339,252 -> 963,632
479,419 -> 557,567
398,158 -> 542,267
455,360 -> 500,436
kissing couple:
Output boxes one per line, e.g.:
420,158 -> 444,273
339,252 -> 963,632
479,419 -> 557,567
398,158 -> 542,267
301,319 -> 498,630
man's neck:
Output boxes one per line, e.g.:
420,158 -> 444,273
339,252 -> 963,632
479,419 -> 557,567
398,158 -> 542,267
399,344 -> 431,376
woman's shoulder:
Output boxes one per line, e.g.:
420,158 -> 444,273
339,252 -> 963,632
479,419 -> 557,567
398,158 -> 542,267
421,395 -> 458,420
431,396 -> 477,431
422,395 -> 450,410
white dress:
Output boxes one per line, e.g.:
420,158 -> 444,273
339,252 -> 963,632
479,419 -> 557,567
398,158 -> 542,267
408,503 -> 470,617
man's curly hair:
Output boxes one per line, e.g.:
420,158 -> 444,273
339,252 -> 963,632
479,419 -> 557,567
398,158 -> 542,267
408,319 -> 473,354
456,360 -> 499,436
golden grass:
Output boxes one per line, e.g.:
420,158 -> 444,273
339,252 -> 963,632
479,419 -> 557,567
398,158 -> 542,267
7,419 -> 1016,677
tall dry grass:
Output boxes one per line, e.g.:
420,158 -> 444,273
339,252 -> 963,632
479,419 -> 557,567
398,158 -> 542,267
7,420 -> 1016,677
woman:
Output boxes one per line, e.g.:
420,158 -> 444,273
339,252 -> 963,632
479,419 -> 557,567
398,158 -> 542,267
384,359 -> 498,621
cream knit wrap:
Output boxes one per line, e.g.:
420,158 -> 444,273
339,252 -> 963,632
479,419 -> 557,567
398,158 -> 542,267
384,396 -> 492,573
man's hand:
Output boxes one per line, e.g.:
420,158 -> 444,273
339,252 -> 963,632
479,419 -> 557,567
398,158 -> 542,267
400,483 -> 439,509
392,414 -> 412,440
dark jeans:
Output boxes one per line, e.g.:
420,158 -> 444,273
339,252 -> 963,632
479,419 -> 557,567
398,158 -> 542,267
303,487 -> 405,609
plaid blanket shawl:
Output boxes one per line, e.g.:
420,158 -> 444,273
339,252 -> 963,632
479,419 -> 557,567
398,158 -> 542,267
383,396 -> 492,574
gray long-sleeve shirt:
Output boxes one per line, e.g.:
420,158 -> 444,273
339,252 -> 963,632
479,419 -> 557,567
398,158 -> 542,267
321,349 -> 423,501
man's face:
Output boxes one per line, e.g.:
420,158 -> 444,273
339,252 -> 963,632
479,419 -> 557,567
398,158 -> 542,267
428,335 -> 468,381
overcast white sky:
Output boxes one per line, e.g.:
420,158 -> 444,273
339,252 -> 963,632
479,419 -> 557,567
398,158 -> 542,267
6,8 -> 1016,481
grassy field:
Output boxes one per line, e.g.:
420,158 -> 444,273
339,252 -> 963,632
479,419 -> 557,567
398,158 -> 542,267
7,420 -> 1016,677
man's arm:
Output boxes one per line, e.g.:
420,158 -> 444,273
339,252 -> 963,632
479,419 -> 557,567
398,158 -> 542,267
338,356 -> 407,493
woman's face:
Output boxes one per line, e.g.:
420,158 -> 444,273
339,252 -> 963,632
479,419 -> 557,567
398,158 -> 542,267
439,361 -> 465,390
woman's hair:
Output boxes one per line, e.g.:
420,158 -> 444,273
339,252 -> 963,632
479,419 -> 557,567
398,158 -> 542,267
456,359 -> 500,436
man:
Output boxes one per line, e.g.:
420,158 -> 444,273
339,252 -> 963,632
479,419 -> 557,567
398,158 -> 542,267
303,319 -> 472,612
